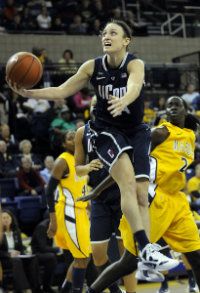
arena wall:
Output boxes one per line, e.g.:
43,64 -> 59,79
0,34 -> 199,64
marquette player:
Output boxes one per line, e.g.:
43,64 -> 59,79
46,131 -> 91,293
81,96 -> 200,293
8,20 -> 178,271
75,114 -> 137,292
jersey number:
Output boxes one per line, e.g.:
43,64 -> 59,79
179,157 -> 188,173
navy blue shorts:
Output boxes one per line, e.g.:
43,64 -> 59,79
90,122 -> 151,179
90,185 -> 122,242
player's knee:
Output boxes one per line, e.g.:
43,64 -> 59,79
93,254 -> 108,266
137,192 -> 148,207
74,257 -> 89,268
92,244 -> 108,266
119,252 -> 138,275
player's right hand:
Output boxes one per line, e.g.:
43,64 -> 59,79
88,159 -> 103,172
6,77 -> 29,98
47,213 -> 57,238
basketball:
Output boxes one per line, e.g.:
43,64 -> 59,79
6,52 -> 43,89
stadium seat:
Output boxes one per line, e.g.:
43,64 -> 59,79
1,200 -> 18,217
0,178 -> 18,200
14,196 -> 42,224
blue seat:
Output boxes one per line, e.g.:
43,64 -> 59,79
0,178 -> 18,200
1,200 -> 18,217
14,196 -> 42,223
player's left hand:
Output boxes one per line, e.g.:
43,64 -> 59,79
47,213 -> 57,238
107,95 -> 126,117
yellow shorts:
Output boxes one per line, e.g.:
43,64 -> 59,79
120,188 -> 200,254
119,215 -> 138,256
150,188 -> 200,253
54,201 -> 91,258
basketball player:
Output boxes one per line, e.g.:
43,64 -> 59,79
46,130 -> 93,293
7,20 -> 178,271
81,96 -> 200,293
75,116 -> 137,293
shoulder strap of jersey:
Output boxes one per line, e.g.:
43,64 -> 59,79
90,56 -> 103,83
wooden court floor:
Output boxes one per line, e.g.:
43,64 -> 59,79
136,279 -> 197,293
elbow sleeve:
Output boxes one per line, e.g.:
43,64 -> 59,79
46,177 -> 59,212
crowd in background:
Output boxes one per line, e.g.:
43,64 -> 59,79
0,0 -> 148,36
0,1 -> 199,292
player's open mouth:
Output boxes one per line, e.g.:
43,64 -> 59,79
104,42 -> 112,47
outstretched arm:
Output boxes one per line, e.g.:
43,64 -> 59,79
77,175 -> 114,202
7,59 -> 94,100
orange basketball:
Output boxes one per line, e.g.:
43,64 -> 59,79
6,52 -> 43,89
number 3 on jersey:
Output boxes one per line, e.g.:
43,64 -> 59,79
179,157 -> 188,173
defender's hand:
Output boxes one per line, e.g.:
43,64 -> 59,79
107,95 -> 127,117
87,159 -> 103,172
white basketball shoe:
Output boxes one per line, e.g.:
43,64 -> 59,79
139,243 -> 179,271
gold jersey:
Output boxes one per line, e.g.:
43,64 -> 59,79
187,176 -> 200,194
149,121 -> 195,196
56,152 -> 87,209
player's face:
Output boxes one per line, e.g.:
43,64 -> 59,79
166,97 -> 186,123
101,23 -> 130,54
64,131 -> 75,153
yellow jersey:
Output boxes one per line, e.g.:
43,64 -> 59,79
187,176 -> 200,200
149,121 -> 195,195
56,152 -> 87,209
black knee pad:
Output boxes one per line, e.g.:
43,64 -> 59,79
119,251 -> 138,275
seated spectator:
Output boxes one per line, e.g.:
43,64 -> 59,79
17,156 -> 45,196
23,98 -> 50,114
0,140 -> 17,178
49,105 -> 76,153
2,0 -> 17,26
40,156 -> 54,184
68,14 -> 87,35
187,163 -> 200,213
38,48 -> 53,67
80,0 -> 92,22
0,123 -> 18,154
91,0 -> 107,22
89,18 -> 101,35
192,94 -> 200,112
6,13 -> 25,31
181,83 -> 199,107
51,15 -> 66,31
0,209 -> 41,292
58,49 -> 78,75
72,88 -> 92,113
18,139 -> 42,170
154,96 -> 166,112
31,217 -> 58,293
143,98 -> 156,126
36,6 -> 52,30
